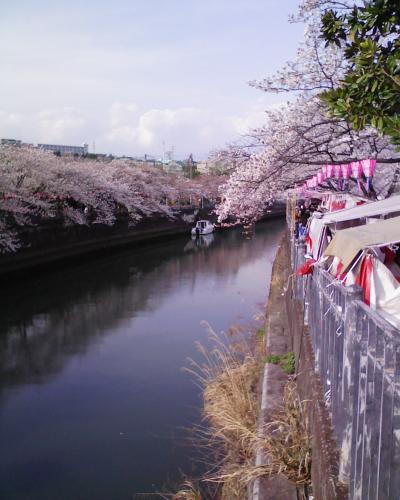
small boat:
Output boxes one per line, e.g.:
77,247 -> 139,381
191,220 -> 214,237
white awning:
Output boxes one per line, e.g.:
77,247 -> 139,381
324,215 -> 400,269
322,194 -> 400,224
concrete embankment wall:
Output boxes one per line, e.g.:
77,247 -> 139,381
0,204 -> 286,278
0,215 -> 193,277
252,233 -> 297,500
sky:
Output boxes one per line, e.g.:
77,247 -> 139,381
0,0 -> 304,160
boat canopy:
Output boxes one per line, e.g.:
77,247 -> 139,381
324,215 -> 400,269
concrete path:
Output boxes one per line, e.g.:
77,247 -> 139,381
251,234 -> 298,500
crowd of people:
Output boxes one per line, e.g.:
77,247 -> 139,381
294,198 -> 322,239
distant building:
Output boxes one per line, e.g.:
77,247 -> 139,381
38,142 -> 89,155
197,160 -> 228,175
163,161 -> 184,176
197,161 -> 210,174
1,138 -> 22,147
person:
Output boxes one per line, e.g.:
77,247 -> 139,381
294,206 -> 300,238
297,204 -> 309,240
299,205 -> 309,226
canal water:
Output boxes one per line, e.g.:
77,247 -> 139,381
0,219 -> 284,500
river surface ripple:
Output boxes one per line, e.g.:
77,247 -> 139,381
0,219 -> 284,500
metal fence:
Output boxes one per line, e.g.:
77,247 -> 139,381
290,237 -> 400,500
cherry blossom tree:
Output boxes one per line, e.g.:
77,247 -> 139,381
216,0 -> 400,223
0,146 -> 222,253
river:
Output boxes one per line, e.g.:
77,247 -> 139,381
0,219 -> 283,499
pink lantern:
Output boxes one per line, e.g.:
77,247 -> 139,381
322,165 -> 328,177
317,172 -> 324,184
334,164 -> 342,179
326,164 -> 335,178
351,161 -> 362,178
361,159 -> 377,178
341,164 -> 351,180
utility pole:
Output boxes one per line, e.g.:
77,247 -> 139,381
187,153 -> 194,179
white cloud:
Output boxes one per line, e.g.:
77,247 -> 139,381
0,110 -> 24,138
233,110 -> 267,134
36,107 -> 86,143
103,104 -> 239,158
233,99 -> 288,134
109,102 -> 138,128
0,102 -> 273,159
0,107 -> 88,146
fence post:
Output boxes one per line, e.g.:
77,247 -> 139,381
338,286 -> 364,485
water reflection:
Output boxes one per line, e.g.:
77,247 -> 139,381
0,223 -> 281,391
184,233 -> 215,252
0,219 -> 284,499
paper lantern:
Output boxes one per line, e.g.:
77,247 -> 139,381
361,159 -> 377,178
351,161 -> 362,178
341,164 -> 351,180
334,164 -> 342,179
326,164 -> 335,178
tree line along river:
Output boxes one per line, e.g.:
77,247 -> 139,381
0,219 -> 283,500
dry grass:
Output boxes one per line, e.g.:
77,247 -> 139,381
184,326 -> 263,499
212,380 -> 312,488
174,325 -> 312,499
171,481 -> 203,500
260,381 -> 311,485
136,480 -> 203,500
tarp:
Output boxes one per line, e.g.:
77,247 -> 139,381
322,194 -> 400,225
296,258 -> 316,276
324,215 -> 400,269
308,215 -> 325,259
356,254 -> 400,329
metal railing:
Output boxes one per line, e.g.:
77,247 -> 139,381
290,236 -> 400,499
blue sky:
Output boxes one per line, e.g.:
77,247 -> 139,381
0,0 -> 304,159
